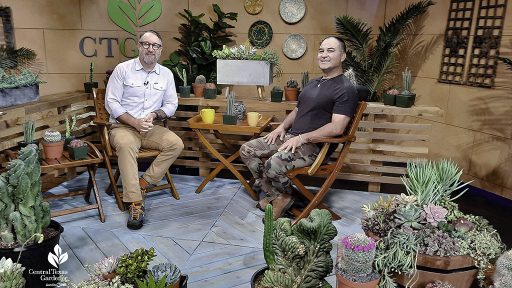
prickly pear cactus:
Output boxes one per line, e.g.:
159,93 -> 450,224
0,145 -> 50,245
261,209 -> 337,288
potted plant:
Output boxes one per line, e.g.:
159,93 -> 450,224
41,129 -> 64,159
223,92 -> 237,125
68,139 -> 88,160
251,205 -> 337,287
284,79 -> 299,101
361,159 -> 505,288
335,233 -> 380,288
173,68 -> 191,98
0,46 -> 43,108
116,247 -> 156,285
335,1 -> 434,101
270,86 -> 283,103
84,62 -> 98,93
395,67 -> 416,108
64,114 -> 77,146
383,88 -> 400,106
138,263 -> 183,288
204,82 -> 217,99
17,119 -> 38,149
212,43 -> 281,87
192,75 -> 206,97
0,256 -> 26,287
86,256 -> 119,281
301,71 -> 309,90
0,145 -> 64,287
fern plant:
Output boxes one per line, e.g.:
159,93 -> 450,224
335,0 -> 434,100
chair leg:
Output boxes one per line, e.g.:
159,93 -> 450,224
294,172 -> 340,222
165,171 -> 180,200
104,153 -> 125,211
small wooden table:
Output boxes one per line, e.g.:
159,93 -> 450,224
187,113 -> 272,200
5,141 -> 106,222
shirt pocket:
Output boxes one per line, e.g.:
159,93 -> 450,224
123,78 -> 145,103
152,82 -> 167,99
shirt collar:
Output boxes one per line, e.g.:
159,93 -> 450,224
134,58 -> 161,75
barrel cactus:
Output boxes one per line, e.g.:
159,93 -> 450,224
43,129 -> 63,143
0,257 -> 25,288
493,249 -> 512,288
0,145 -> 51,245
261,208 -> 337,288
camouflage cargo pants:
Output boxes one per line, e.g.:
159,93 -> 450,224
240,133 -> 319,201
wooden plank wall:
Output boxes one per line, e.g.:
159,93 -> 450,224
0,92 -> 443,192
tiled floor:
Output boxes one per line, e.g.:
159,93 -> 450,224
50,169 -> 382,287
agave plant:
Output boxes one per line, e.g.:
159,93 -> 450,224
335,0 -> 434,100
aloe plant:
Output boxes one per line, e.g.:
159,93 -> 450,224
335,0 -> 434,100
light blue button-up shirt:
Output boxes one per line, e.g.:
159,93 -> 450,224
105,58 -> 178,123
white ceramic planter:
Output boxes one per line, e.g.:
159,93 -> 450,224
216,59 -> 272,86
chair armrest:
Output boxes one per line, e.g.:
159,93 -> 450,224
308,135 -> 356,144
307,143 -> 330,176
93,118 -> 111,126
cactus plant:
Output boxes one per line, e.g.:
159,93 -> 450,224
226,92 -> 235,116
194,75 -> 206,84
263,204 -> 275,270
0,257 -> 26,288
148,263 -> 181,286
116,248 -> 156,285
65,115 -> 77,139
260,209 -> 337,288
336,233 -> 379,283
402,67 -> 413,95
89,62 -> 94,83
493,249 -> 512,288
173,68 -> 188,86
23,120 -> 35,143
0,145 -> 51,245
43,130 -> 62,143
286,79 -> 298,88
301,71 -> 309,89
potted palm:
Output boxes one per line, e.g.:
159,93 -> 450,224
84,62 -> 98,93
251,205 -> 337,287
0,145 -> 64,287
0,46 -> 43,108
334,0 -> 434,100
284,79 -> 299,101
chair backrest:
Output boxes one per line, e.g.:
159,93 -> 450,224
92,88 -> 110,123
344,100 -> 367,140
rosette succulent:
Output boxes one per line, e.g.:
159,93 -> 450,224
422,203 -> 448,226
0,257 -> 25,288
86,256 -> 118,279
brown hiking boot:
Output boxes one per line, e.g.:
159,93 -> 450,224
127,201 -> 145,230
271,193 -> 295,220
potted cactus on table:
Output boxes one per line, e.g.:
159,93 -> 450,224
68,139 -> 89,160
84,62 -> 98,93
270,86 -> 283,103
223,91 -> 237,125
0,145 -> 64,287
64,114 -> 77,146
173,68 -> 191,98
192,75 -> 206,97
204,82 -> 217,99
251,205 -> 337,287
284,79 -> 299,101
41,129 -> 64,159
395,67 -> 416,108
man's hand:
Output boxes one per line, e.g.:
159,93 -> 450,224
133,118 -> 154,133
142,112 -> 156,123
263,126 -> 286,145
278,136 -> 303,154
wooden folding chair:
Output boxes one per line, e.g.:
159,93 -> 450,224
92,88 -> 180,211
286,101 -> 367,222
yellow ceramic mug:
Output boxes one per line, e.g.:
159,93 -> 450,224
247,112 -> 262,127
200,108 -> 215,124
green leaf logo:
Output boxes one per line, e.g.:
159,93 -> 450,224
107,0 -> 162,36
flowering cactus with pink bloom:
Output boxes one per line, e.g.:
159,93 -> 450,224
336,233 -> 379,283
386,88 -> 400,95
422,203 -> 448,226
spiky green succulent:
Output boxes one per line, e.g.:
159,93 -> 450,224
0,257 -> 25,288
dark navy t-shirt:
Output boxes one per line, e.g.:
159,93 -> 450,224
289,74 -> 359,136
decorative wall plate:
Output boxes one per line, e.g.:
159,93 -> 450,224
279,0 -> 306,24
244,0 -> 263,15
282,34 -> 307,59
248,20 -> 273,49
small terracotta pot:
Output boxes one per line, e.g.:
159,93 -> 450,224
42,140 -> 64,159
102,272 -> 117,281
192,83 -> 205,97
336,274 -> 380,288
284,87 -> 299,101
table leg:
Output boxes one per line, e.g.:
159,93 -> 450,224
194,129 -> 258,200
88,165 -> 105,222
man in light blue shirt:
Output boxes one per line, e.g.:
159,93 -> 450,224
106,30 -> 184,230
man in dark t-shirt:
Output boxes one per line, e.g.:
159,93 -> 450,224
240,36 -> 359,220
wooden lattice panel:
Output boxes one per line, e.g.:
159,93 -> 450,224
438,0 -> 475,85
466,0 -> 507,87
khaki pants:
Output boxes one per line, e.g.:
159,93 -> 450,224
109,125 -> 184,203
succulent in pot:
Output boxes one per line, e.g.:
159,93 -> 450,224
86,256 -> 119,281
192,75 -> 206,97
204,82 -> 217,99
270,86 -> 283,103
284,79 -> 299,101
42,129 -> 64,159
67,139 -> 88,160
173,68 -> 191,98
383,88 -> 399,106
336,233 -> 380,287
64,114 -> 77,146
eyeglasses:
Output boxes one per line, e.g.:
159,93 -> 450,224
139,41 -> 162,50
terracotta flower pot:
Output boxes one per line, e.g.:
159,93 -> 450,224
284,87 -> 299,101
336,274 -> 380,288
192,83 -> 205,97
42,140 -> 65,159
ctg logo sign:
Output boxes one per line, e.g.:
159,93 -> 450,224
48,244 -> 68,268
79,0 -> 162,58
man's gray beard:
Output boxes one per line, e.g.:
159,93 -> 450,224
142,54 -> 157,66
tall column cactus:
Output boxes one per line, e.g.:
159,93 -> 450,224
23,120 -> 35,143
226,92 -> 235,116
263,204 -> 275,270
402,67 -> 412,95
0,145 -> 50,245
261,209 -> 338,288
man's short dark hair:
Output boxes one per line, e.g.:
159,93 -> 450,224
321,36 -> 346,53
139,30 -> 162,42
